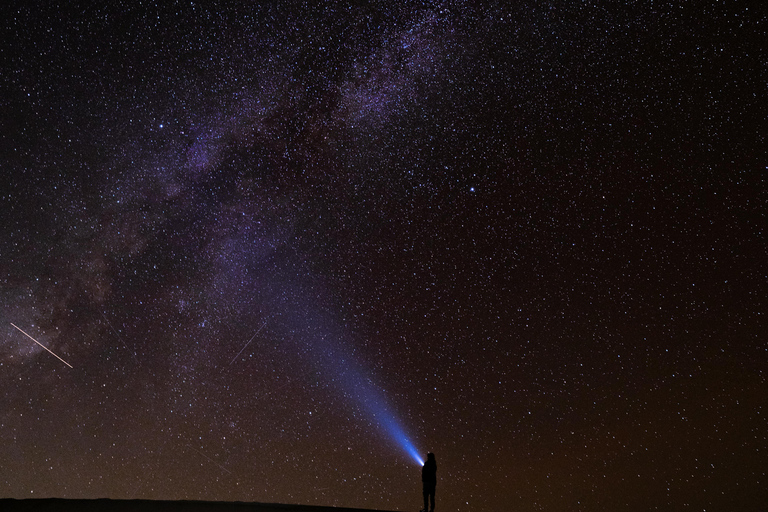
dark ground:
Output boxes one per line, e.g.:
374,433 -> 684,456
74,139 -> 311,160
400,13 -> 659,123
0,500 -> 398,512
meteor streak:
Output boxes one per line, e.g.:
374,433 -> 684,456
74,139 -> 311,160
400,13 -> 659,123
10,323 -> 73,368
101,312 -> 138,362
187,445 -> 233,475
229,320 -> 267,365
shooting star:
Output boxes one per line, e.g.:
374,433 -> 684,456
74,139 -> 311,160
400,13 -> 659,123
10,323 -> 73,368
101,312 -> 138,362
229,320 -> 267,365
187,445 -> 233,475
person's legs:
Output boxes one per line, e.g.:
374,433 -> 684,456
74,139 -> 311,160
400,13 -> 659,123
422,489 -> 429,512
429,490 -> 435,512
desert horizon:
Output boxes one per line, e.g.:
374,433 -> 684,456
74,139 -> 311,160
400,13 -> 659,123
1,499 -> 402,512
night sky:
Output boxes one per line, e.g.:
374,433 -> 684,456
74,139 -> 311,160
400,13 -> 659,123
1,2 -> 766,511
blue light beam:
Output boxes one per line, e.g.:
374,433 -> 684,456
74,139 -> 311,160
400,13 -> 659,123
369,401 -> 425,466
351,375 -> 424,466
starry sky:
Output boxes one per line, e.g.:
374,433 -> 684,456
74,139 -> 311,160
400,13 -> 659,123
1,2 -> 766,511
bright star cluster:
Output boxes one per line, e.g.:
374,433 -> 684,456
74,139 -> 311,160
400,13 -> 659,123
0,2 -> 765,511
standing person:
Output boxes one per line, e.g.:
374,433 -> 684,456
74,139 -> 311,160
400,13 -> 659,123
421,452 -> 437,512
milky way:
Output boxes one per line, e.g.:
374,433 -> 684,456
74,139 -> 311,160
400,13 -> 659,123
1,2 -> 766,511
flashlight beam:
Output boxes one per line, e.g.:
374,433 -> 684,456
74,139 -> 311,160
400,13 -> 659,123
10,323 -> 73,368
229,320 -> 267,365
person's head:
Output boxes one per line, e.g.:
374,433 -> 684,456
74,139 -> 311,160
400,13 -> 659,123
427,452 -> 435,462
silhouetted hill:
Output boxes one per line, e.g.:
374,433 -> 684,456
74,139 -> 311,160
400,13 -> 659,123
0,499 -> 400,512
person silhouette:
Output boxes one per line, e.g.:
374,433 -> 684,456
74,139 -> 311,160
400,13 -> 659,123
421,452 -> 436,512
